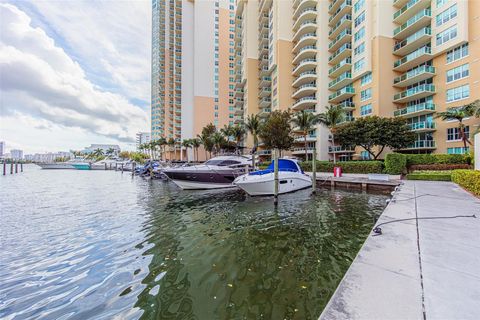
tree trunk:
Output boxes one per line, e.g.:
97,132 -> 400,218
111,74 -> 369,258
304,133 -> 308,161
332,135 -> 336,165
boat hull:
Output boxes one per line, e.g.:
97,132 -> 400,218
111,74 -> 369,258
170,179 -> 237,190
234,172 -> 312,196
163,167 -> 242,190
72,164 -> 91,170
36,163 -> 75,170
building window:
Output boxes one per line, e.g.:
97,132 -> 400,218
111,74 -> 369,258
360,150 -> 371,160
436,0 -> 449,8
360,88 -> 372,101
447,126 -> 469,141
436,4 -> 457,27
446,84 -> 469,102
446,43 -> 468,63
354,27 -> 365,42
354,42 -> 365,56
354,0 -> 365,13
354,11 -> 365,27
436,25 -> 457,46
446,64 -> 469,83
354,58 -> 365,72
361,72 -> 372,85
360,104 -> 372,116
447,147 -> 469,154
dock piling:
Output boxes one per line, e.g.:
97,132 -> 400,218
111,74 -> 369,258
115,163 -> 118,171
3,162 -> 5,175
15,162 -> 18,173
312,147 -> 316,194
10,162 -> 13,174
273,148 -> 279,206
132,162 -> 136,176
21,163 -> 23,172
121,164 -> 124,173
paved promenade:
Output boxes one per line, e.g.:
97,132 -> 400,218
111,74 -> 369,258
319,180 -> 480,320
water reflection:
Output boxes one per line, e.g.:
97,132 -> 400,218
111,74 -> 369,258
0,168 -> 388,320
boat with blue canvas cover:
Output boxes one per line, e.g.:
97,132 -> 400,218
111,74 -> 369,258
233,158 -> 312,196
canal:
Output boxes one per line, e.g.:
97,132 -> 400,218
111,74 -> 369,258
0,166 -> 388,319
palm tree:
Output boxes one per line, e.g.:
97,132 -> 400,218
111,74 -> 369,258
245,114 -> 262,168
106,147 -> 115,157
435,106 -> 473,150
157,137 -> 167,161
317,105 -> 345,164
231,125 -> 246,154
463,99 -> 480,118
291,110 -> 321,161
93,148 -> 104,157
190,138 -> 201,162
221,124 -> 234,142
211,132 -> 225,155
167,138 -> 175,160
182,139 -> 192,162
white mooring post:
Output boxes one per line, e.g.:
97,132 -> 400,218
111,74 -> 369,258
475,133 -> 479,171
312,146 -> 317,194
273,148 -> 279,206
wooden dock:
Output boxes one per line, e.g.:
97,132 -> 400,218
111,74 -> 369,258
309,173 -> 401,191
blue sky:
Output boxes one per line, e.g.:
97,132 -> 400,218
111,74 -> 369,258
0,1 -> 151,154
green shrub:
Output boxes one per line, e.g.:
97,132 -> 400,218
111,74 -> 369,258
406,171 -> 452,181
385,153 -> 407,175
409,164 -> 472,171
300,161 -> 384,174
451,170 -> 480,196
405,154 -> 469,166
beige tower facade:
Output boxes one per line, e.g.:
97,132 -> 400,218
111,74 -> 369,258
235,0 -> 480,160
152,0 -> 236,160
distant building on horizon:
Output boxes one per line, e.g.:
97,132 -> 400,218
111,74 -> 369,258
0,141 -> 4,158
136,132 -> 151,150
151,0 -> 236,160
24,152 -> 73,163
82,144 -> 120,155
10,149 -> 23,160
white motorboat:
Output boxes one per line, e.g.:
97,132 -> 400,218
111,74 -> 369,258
163,155 -> 252,190
233,158 -> 312,196
36,162 -> 75,169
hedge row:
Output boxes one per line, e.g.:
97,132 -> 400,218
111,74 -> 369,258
451,170 -> 480,196
300,161 -> 384,174
405,154 -> 471,166
409,164 -> 472,171
406,172 -> 452,181
384,153 -> 407,175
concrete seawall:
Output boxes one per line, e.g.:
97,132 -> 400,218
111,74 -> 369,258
319,181 -> 480,320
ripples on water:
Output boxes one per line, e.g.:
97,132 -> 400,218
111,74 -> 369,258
0,165 -> 388,319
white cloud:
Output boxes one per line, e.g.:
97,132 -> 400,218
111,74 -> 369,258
0,3 -> 150,153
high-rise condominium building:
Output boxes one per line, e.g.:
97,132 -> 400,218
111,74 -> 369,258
235,0 -> 479,160
151,0 -> 237,160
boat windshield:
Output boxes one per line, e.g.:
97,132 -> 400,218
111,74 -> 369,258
266,159 -> 300,172
205,159 -> 243,166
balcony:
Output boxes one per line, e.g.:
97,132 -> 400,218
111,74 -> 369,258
393,45 -> 432,72
338,115 -> 355,124
235,98 -> 244,107
409,121 -> 436,132
293,20 -> 317,42
328,86 -> 355,103
337,100 -> 355,111
293,33 -> 317,52
329,14 -> 352,39
329,0 -> 343,14
329,28 -> 352,52
293,70 -> 317,87
393,27 -> 431,56
293,8 -> 317,30
292,58 -> 317,75
260,66 -> 270,77
293,45 -> 317,64
235,107 -> 244,116
328,43 -> 352,65
328,57 -> 351,78
235,88 -> 244,98
292,83 -> 317,99
393,65 -> 436,87
293,0 -> 317,20
393,102 -> 435,117
259,98 -> 271,108
258,150 -> 272,156
258,107 -> 271,117
328,72 -> 352,90
292,96 -> 317,110
259,87 -> 271,97
393,9 -> 431,39
328,146 -> 355,153
402,140 -> 436,150
260,45 -> 269,55
259,76 -> 272,86
393,84 -> 435,103
292,147 -> 315,154
393,0 -> 431,24
329,0 -> 352,27
294,134 -> 317,143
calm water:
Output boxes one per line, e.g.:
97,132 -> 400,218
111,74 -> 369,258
0,165 -> 388,320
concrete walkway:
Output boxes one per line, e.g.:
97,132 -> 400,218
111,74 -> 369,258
319,181 -> 480,320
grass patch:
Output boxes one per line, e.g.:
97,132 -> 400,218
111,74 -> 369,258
406,170 -> 452,181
